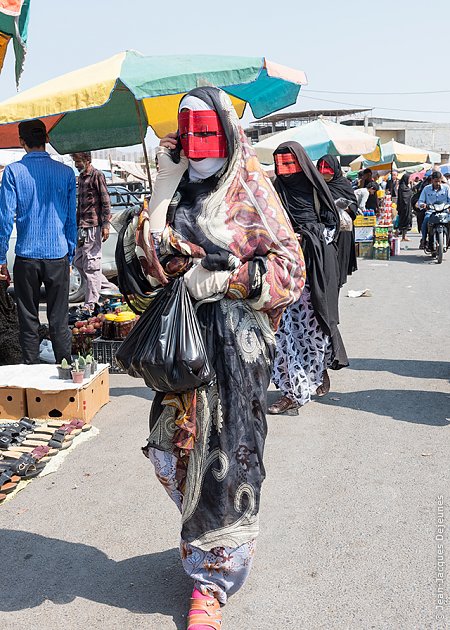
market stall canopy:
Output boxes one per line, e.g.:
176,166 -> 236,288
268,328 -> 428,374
253,118 -> 381,165
0,50 -> 307,153
111,160 -> 148,181
350,139 -> 440,171
0,0 -> 30,86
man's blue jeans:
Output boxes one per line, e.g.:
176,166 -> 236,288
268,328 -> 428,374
421,211 -> 432,242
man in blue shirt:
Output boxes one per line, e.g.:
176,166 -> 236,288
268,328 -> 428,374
0,119 -> 77,364
418,171 -> 450,249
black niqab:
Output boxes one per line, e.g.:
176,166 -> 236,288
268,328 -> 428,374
318,154 -> 358,285
397,173 -> 414,232
273,142 -> 339,230
317,154 -> 358,219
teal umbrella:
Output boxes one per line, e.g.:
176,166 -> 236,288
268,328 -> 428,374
0,50 -> 308,153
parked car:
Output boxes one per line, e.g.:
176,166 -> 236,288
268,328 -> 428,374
6,184 -> 142,302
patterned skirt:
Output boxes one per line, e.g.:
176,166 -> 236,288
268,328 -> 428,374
144,299 -> 275,600
272,286 -> 332,406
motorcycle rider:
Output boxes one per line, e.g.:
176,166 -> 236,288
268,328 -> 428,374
418,171 -> 450,249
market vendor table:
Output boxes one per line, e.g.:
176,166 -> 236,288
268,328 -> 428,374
0,364 -> 109,421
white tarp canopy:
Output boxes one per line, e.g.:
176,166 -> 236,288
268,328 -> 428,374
253,118 -> 381,165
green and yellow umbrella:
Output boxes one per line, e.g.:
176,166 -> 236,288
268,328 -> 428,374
0,50 -> 307,154
0,0 -> 31,86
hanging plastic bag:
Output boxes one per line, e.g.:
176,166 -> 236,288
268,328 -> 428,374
335,197 -> 354,232
116,278 -> 214,392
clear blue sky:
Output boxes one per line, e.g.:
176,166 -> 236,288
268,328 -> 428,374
1,0 -> 449,146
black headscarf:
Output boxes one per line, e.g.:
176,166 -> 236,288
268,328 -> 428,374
273,142 -> 339,230
398,172 -> 412,196
397,173 -> 414,232
317,154 -> 358,219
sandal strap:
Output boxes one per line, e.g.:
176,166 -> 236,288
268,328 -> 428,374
188,613 -> 222,629
188,596 -> 222,629
189,597 -> 221,615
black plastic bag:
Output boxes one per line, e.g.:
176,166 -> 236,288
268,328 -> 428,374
116,278 -> 214,392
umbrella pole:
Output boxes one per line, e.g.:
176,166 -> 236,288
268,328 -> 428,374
135,101 -> 152,194
141,138 -> 152,194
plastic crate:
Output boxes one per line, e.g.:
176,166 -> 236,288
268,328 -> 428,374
354,216 -> 376,227
92,339 -> 125,374
71,332 -> 97,356
357,242 -> 374,259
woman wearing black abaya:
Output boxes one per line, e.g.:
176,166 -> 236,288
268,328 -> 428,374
269,142 -> 348,415
397,173 -> 413,241
317,154 -> 358,287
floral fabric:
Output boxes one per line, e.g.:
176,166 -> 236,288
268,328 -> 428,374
146,446 -> 254,603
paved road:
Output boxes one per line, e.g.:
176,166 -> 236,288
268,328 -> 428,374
1,233 -> 449,630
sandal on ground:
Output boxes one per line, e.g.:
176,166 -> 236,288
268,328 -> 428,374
7,444 -> 56,459
0,419 -> 41,449
33,425 -> 81,438
0,469 -> 20,487
2,446 -> 52,460
47,419 -> 90,431
0,481 -> 18,495
187,595 -> 222,630
268,395 -> 299,415
0,453 -> 45,479
24,429 -> 74,449
0,419 -> 37,436
316,370 -> 330,397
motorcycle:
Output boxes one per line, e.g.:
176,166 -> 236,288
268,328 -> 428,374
425,203 -> 450,264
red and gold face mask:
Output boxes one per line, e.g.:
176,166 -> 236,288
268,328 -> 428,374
274,152 -> 302,175
318,161 -> 335,176
178,110 -> 228,159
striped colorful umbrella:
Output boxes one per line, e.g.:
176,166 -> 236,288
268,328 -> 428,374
350,139 -> 441,170
0,0 -> 31,86
0,50 -> 307,155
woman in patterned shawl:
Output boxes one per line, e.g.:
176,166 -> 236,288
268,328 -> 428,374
135,87 -> 305,629
269,142 -> 348,416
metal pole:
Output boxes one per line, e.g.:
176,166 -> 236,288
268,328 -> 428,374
109,153 -> 115,183
135,101 -> 153,193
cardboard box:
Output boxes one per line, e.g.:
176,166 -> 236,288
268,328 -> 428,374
26,368 -> 110,422
0,387 -> 27,420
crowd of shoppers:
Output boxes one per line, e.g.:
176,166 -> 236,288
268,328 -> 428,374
5,102 -> 423,629
354,166 -> 450,248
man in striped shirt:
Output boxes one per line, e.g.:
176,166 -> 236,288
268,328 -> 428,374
71,152 -> 111,310
0,119 -> 76,364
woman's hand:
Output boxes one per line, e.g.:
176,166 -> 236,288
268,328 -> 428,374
184,262 -> 232,302
159,132 -> 178,151
146,142 -> 188,233
155,145 -> 188,180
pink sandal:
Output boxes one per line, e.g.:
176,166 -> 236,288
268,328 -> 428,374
187,591 -> 222,630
